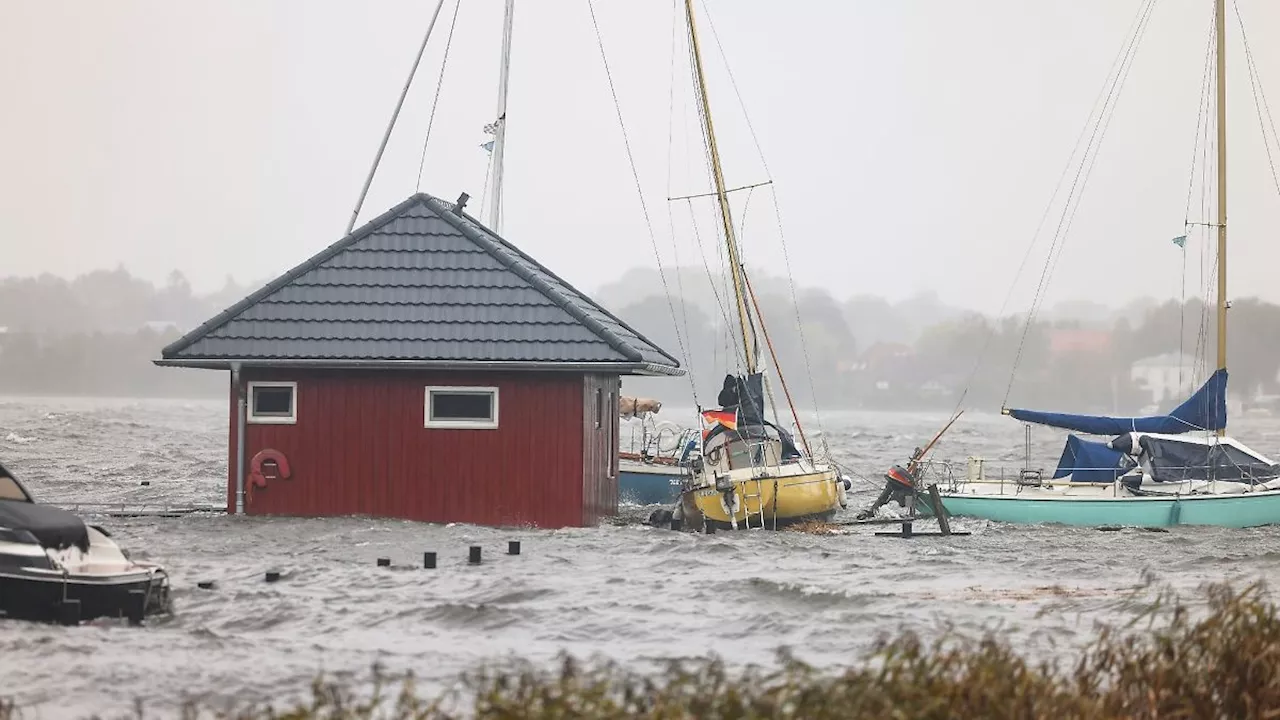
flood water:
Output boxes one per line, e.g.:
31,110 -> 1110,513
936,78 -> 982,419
3,395 -> 1280,718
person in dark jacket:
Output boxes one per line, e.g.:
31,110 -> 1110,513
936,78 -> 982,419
717,374 -> 739,408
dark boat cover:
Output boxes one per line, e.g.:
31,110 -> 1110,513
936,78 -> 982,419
0,499 -> 89,551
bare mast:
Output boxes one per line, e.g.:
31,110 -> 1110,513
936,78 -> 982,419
683,0 -> 758,373
487,0 -> 516,233
1214,0 -> 1228,435
345,0 -> 450,235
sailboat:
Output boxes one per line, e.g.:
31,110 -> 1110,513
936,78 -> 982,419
665,0 -> 847,531
920,0 -> 1280,529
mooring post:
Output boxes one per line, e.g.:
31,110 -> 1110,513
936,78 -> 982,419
927,484 -> 952,536
902,495 -> 915,538
507,541 -> 520,555
469,545 -> 482,565
424,552 -> 437,569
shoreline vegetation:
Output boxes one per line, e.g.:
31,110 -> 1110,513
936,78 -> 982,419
9,267 -> 1280,412
8,579 -> 1280,719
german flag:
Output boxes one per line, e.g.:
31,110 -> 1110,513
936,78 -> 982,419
701,408 -> 737,438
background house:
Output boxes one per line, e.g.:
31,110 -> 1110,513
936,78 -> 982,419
156,192 -> 682,528
1130,351 -> 1198,407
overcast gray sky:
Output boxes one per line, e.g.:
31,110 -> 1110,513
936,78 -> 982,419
3,0 -> 1279,316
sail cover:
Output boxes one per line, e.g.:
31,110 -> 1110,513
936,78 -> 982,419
717,372 -> 766,427
1052,434 -> 1129,483
1008,368 -> 1227,435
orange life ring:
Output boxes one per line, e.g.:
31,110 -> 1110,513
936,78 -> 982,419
246,449 -> 291,505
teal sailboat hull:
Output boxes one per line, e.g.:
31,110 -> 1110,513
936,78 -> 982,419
926,489 -> 1280,529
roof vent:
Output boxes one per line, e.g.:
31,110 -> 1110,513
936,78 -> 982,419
454,192 -> 470,213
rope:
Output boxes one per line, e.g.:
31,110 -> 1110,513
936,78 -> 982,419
1002,0 -> 1159,408
585,0 -> 694,384
415,0 -> 463,192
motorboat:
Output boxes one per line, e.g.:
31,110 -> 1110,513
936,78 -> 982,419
0,461 -> 171,625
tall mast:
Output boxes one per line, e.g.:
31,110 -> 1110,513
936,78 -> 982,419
684,0 -> 757,373
487,0 -> 516,233
1214,0 -> 1227,435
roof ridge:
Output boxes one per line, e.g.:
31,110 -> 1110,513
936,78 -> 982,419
424,196 -> 649,364
160,195 -> 428,360
443,201 -> 681,368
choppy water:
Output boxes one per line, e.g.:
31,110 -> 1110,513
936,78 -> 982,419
3,395 -> 1280,718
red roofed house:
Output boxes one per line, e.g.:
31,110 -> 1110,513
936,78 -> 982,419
156,193 -> 683,528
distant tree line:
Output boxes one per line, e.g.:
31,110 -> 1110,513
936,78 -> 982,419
4,264 -> 1278,411
602,267 -> 1280,415
0,268 -> 258,399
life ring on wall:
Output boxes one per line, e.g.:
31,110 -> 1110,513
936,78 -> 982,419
247,449 -> 291,505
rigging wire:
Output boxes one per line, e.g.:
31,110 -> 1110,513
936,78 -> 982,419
686,200 -> 739,353
663,0 -> 700,401
1192,11 -> 1217,387
677,9 -> 738,357
948,0 -> 1164,414
1179,1 -> 1218,390
1234,0 -> 1280,202
585,0 -> 695,387
1002,0 -> 1160,408
414,0 -> 463,192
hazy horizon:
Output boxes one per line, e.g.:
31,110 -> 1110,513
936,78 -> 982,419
5,1 -> 1280,317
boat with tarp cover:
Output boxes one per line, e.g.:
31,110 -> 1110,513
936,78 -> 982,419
906,0 -> 1280,529
921,369 -> 1280,528
0,461 -> 171,624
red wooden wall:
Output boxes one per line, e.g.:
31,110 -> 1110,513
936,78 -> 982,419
226,368 -> 617,528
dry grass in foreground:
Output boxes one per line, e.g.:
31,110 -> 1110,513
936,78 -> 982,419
10,579 -> 1280,719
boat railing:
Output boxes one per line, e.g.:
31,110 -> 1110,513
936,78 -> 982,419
43,502 -> 225,518
621,418 -> 693,459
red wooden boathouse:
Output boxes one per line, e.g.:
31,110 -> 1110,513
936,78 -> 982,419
155,192 -> 682,528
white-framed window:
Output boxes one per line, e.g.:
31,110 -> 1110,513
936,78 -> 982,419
247,381 -> 297,425
424,386 -> 499,429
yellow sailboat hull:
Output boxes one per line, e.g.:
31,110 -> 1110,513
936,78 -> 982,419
681,466 -> 842,529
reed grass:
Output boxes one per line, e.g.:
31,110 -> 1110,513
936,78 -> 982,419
24,579 -> 1280,719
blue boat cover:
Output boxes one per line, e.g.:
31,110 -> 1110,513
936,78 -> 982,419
1008,368 -> 1227,435
1052,434 -> 1128,482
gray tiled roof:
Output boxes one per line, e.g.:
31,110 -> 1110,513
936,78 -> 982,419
157,193 -> 682,375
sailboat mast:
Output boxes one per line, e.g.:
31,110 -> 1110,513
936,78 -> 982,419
1214,0 -> 1227,435
487,0 -> 516,233
683,0 -> 757,373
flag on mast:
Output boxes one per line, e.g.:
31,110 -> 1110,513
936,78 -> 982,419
1172,235 -> 1187,248
700,408 -> 737,439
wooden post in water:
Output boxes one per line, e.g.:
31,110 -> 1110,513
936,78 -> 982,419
928,484 -> 952,536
